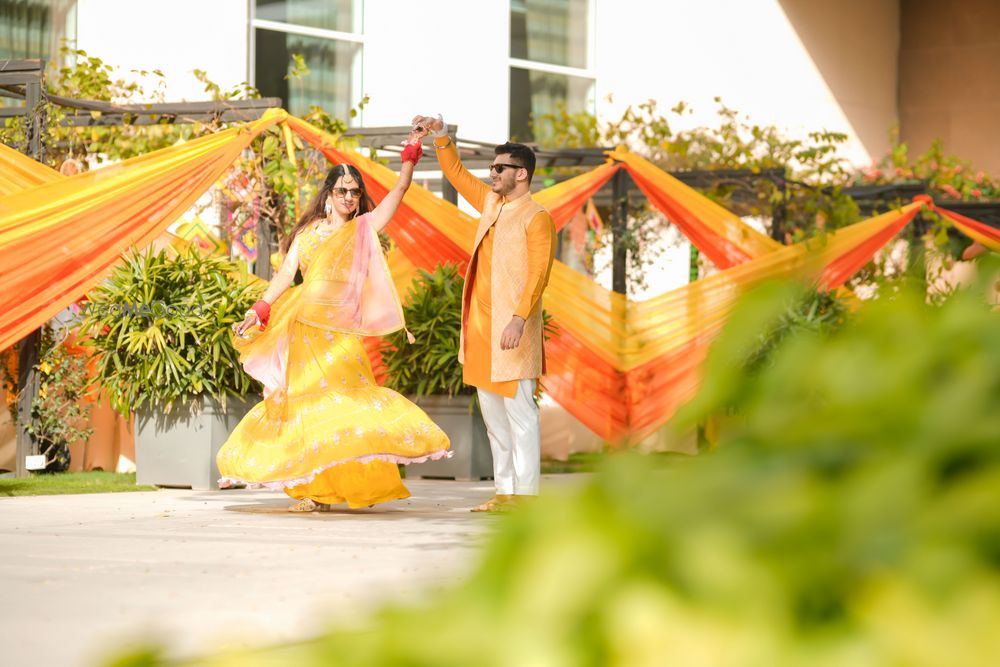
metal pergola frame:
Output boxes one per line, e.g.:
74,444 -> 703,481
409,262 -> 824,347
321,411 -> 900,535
5,58 -> 998,477
1,59 -> 284,478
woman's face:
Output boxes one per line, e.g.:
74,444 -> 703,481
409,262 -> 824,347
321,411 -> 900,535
328,172 -> 363,218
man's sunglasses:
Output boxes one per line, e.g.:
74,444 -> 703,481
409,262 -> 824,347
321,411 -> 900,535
488,162 -> 524,174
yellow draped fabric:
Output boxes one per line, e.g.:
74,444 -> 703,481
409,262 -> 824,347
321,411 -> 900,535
937,207 -> 1000,253
610,148 -> 783,265
535,161 -> 623,231
0,142 -> 60,196
0,109 -> 285,351
0,109 -> 977,444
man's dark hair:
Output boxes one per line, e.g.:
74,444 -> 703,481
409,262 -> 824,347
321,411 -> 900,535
494,142 -> 536,183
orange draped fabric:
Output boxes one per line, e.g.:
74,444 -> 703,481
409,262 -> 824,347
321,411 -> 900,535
936,206 -> 1000,253
0,110 -> 284,351
0,110 -> 960,444
0,142 -> 60,196
610,148 -> 783,266
536,161 -> 622,231
274,118 -> 933,442
540,204 -> 923,441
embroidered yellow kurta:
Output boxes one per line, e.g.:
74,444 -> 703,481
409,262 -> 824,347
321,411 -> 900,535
434,135 -> 556,398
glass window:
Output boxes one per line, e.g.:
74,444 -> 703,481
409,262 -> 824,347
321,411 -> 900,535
509,66 -> 594,142
255,0 -> 359,33
254,29 -> 361,119
510,0 -> 590,69
0,0 -> 76,60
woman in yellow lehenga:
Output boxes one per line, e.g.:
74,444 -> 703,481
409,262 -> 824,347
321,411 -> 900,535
217,130 -> 450,512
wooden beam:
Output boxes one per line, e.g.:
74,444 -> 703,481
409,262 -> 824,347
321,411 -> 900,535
0,71 -> 42,85
0,58 -> 45,71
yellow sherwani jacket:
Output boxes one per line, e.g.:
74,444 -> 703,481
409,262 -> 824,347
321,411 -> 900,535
434,135 -> 556,397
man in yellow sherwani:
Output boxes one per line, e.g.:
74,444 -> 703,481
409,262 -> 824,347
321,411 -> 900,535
413,114 -> 556,512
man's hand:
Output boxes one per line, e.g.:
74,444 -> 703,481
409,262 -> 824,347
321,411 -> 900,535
411,114 -> 445,136
500,316 -> 526,350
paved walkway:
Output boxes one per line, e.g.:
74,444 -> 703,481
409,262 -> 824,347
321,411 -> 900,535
0,479 -> 519,667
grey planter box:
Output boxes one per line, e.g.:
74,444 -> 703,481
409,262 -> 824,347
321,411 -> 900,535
135,395 -> 259,490
407,394 -> 493,481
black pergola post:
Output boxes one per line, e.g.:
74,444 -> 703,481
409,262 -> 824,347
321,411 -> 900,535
611,167 -> 629,295
7,60 -> 46,478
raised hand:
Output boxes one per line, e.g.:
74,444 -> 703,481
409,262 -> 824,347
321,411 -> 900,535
406,124 -> 430,144
411,115 -> 444,135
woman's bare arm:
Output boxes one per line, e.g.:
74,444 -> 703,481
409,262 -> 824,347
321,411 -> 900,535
259,235 -> 301,303
366,160 -> 415,233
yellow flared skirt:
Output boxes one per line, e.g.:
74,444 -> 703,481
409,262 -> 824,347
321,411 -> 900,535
217,322 -> 450,508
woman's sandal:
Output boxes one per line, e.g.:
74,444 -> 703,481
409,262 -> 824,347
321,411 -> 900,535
288,499 -> 333,513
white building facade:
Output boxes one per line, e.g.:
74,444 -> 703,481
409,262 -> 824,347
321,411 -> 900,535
1,0 -> 899,162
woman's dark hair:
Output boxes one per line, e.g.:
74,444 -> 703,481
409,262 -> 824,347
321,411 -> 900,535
281,164 -> 376,252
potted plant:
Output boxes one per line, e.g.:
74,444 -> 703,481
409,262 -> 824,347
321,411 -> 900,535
381,263 -> 493,481
75,245 -> 262,489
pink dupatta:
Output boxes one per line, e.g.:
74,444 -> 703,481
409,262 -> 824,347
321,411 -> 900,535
235,214 -> 408,397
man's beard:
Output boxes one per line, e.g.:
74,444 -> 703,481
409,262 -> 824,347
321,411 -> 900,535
492,180 -> 512,195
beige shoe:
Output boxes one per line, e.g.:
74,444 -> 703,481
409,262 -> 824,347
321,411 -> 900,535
470,494 -> 514,513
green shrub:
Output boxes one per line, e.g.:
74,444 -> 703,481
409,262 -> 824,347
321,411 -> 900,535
75,246 -> 261,416
382,263 -> 472,399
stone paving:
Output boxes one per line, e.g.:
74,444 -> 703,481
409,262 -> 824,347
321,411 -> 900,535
0,479 -> 515,667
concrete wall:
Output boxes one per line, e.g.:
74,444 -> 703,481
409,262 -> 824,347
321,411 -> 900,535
596,0 -> 899,166
899,0 -> 1000,175
778,0 -> 900,163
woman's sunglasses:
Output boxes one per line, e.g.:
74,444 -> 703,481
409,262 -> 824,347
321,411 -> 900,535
332,187 -> 362,199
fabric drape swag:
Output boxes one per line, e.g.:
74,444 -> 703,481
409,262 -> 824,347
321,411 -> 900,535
1,110 -> 991,443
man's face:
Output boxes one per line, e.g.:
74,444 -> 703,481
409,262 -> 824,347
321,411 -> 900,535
489,153 -> 524,196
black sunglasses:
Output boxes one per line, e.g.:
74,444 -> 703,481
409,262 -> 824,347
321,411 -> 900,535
488,162 -> 524,174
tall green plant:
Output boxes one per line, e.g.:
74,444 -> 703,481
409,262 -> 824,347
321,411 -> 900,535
382,264 -> 471,399
74,246 -> 261,416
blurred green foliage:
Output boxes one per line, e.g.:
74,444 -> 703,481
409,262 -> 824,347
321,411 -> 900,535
382,263 -> 471,399
107,259 -> 1000,666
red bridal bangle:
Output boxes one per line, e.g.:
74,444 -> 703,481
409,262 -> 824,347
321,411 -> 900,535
401,142 -> 423,165
251,300 -> 271,328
